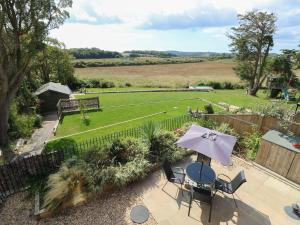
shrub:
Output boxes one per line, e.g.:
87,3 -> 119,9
251,103 -> 294,131
222,81 -> 234,89
85,165 -> 117,193
34,114 -> 43,128
105,138 -> 148,165
43,138 -> 78,157
82,79 -> 115,89
148,131 -> 184,163
43,160 -> 88,213
204,104 -> 214,114
125,82 -> 132,87
233,83 -> 245,89
81,148 -> 111,166
241,129 -> 262,160
142,121 -> 160,144
113,158 -> 150,187
8,103 -> 36,139
207,81 -> 222,89
87,79 -> 101,88
101,81 -> 115,88
214,123 -> 238,137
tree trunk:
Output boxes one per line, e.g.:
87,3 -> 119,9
0,99 -> 10,146
249,86 -> 259,96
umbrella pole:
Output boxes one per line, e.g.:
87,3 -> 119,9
200,160 -> 203,181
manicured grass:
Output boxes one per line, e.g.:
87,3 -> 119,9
55,89 -> 271,143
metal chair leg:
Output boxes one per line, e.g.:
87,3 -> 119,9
188,192 -> 192,216
208,199 -> 213,223
162,180 -> 168,191
181,183 -> 183,197
232,194 -> 238,208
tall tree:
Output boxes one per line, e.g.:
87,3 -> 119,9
0,0 -> 72,146
269,49 -> 300,88
229,11 -> 276,96
32,38 -> 75,86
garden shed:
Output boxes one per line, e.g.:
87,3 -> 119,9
34,82 -> 72,114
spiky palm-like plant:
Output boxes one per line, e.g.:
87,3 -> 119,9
43,165 -> 87,213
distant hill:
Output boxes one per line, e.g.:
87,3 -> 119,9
68,48 -> 122,59
68,48 -> 233,59
123,50 -> 176,57
165,51 -> 232,57
123,50 -> 232,58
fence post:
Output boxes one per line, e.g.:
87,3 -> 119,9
258,115 -> 264,132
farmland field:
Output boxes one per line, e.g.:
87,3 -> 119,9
54,89 -> 272,143
75,59 -> 239,87
73,56 -> 205,67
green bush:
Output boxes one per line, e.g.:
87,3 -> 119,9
214,123 -> 238,137
222,81 -> 234,89
148,131 -> 184,163
81,148 -> 111,167
241,129 -> 262,160
207,81 -> 222,89
82,79 -> 115,89
204,104 -> 214,114
113,158 -> 150,187
8,103 -> 36,139
251,103 -> 294,130
197,81 -> 245,90
125,82 -> 132,87
43,138 -> 78,157
34,114 -> 43,128
105,138 -> 148,165
101,81 -> 115,88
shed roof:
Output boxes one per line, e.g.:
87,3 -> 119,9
34,82 -> 72,96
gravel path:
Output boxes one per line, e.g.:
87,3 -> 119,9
18,113 -> 58,157
0,185 -> 157,225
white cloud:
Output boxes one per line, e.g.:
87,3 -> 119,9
50,23 -> 155,51
50,0 -> 300,52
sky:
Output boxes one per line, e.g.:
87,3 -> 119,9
50,0 -> 300,53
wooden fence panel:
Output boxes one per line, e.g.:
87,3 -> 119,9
287,154 -> 300,184
0,151 -> 64,204
264,143 -> 296,177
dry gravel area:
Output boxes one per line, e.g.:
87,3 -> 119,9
0,185 -> 157,225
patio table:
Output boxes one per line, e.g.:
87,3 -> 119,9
186,162 -> 216,186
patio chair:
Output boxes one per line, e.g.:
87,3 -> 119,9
196,153 -> 211,166
214,170 -> 247,207
188,186 -> 213,223
162,160 -> 186,196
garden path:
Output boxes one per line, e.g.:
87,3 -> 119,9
18,113 -> 58,157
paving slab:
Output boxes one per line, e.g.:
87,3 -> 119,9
136,155 -> 300,225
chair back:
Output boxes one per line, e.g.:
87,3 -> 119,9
162,160 -> 174,182
230,170 -> 247,193
196,153 -> 211,166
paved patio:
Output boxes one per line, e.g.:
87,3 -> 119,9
136,155 -> 300,225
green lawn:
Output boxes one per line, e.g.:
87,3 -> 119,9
54,89 -> 273,143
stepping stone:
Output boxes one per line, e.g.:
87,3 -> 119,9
130,205 -> 149,224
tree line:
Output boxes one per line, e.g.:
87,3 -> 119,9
124,50 -> 176,58
68,48 -> 122,59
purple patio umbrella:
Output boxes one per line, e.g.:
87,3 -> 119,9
176,124 -> 237,166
